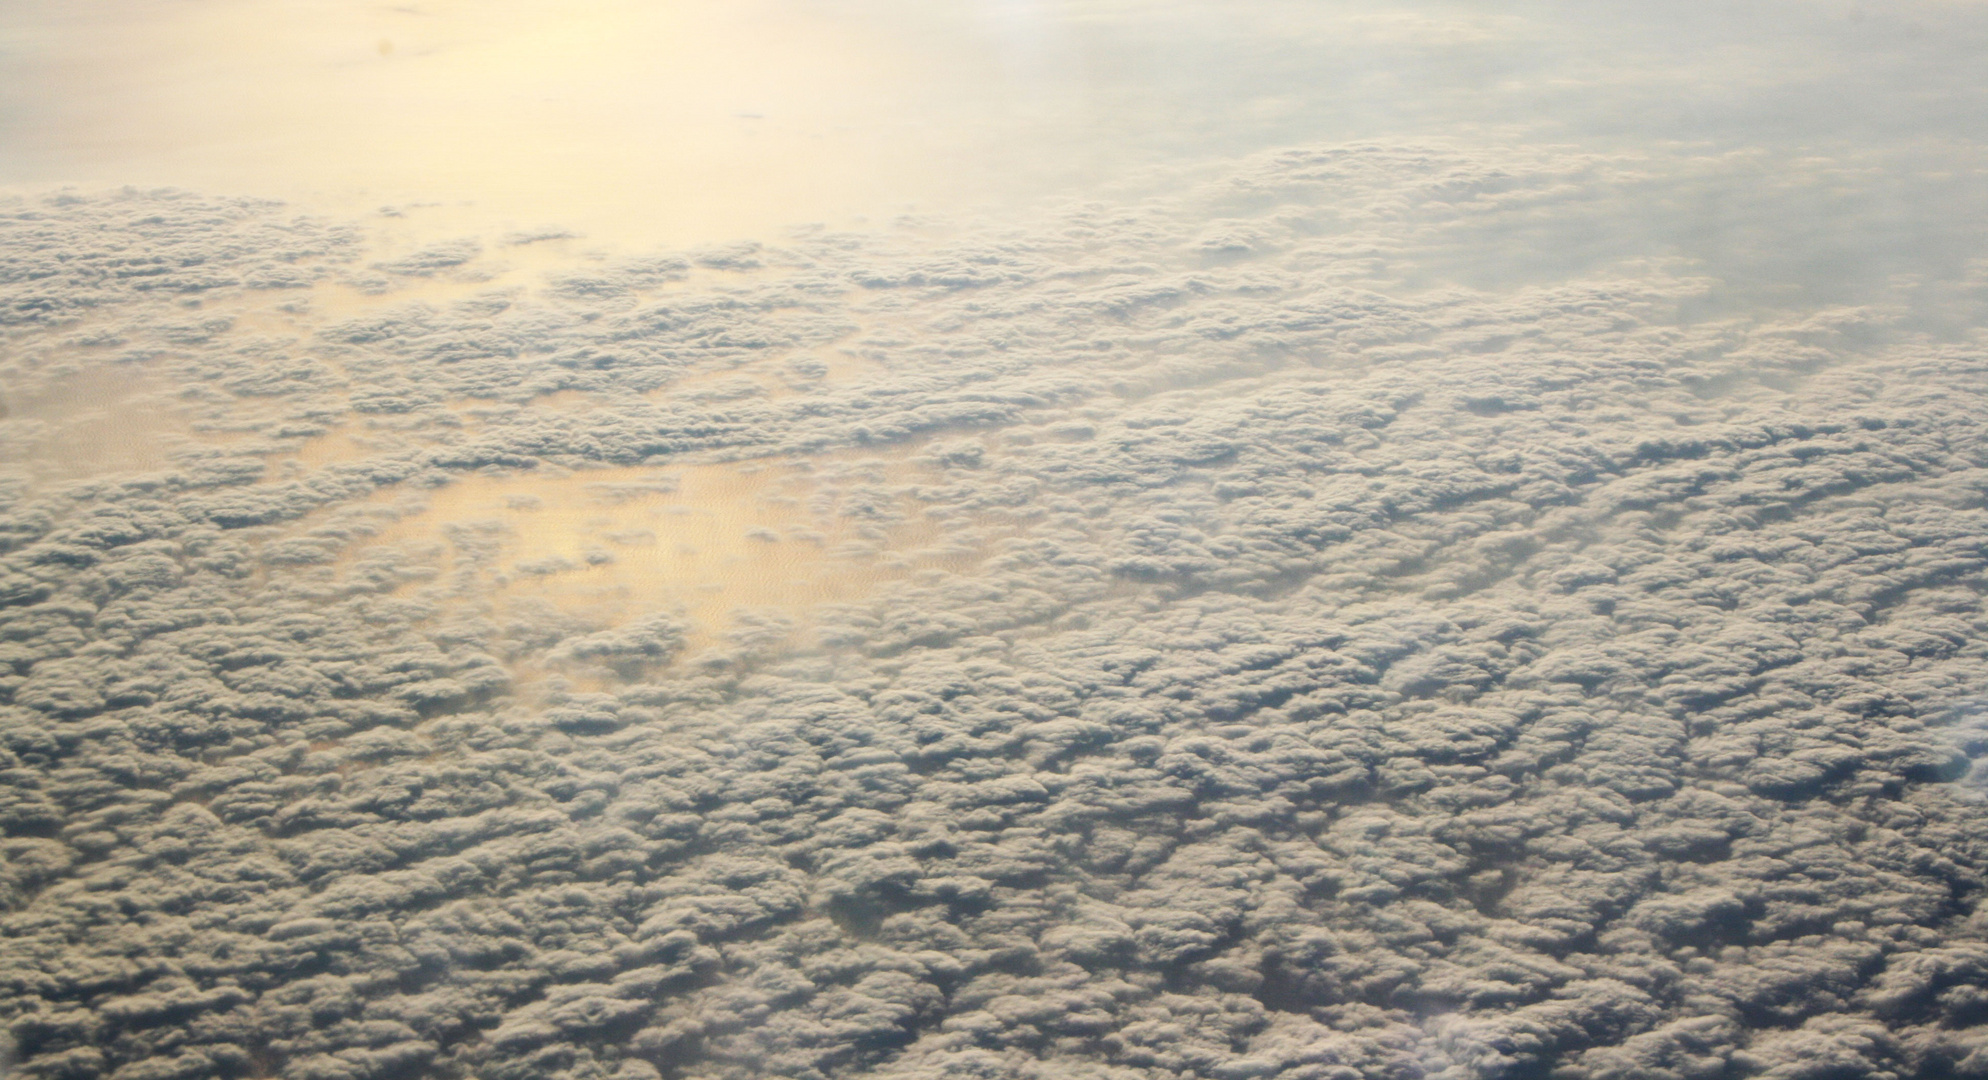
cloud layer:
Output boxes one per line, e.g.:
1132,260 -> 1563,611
3,143 -> 1988,1080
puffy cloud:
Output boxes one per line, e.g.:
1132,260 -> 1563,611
3,138 -> 1988,1080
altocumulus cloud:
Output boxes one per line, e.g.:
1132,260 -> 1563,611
2,142 -> 1988,1080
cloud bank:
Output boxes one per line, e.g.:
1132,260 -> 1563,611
3,143 -> 1988,1080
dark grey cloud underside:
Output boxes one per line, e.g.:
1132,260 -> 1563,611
2,145 -> 1988,1080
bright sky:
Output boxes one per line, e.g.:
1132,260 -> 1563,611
1,1 -> 1982,263
0,0 -> 1147,248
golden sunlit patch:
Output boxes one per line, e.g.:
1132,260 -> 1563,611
0,362 -> 205,486
347,452 -> 982,654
